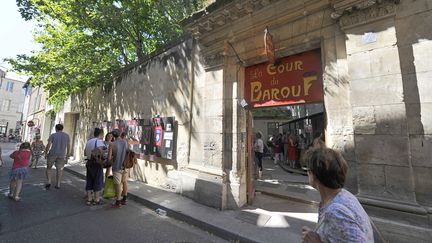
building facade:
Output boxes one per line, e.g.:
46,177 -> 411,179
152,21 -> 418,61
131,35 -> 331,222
0,68 -> 27,138
21,84 -> 54,143
53,0 -> 431,242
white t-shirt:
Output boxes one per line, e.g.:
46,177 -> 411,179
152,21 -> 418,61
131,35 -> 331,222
254,139 -> 264,153
84,137 -> 105,158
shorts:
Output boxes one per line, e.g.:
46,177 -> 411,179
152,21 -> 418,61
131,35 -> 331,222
47,156 -> 66,169
113,169 -> 129,185
10,167 -> 29,180
85,165 -> 104,191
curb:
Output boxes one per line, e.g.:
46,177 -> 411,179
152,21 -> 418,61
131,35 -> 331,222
257,189 -> 319,206
64,167 -> 260,243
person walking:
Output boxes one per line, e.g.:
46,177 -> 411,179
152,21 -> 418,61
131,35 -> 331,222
44,124 -> 70,190
287,133 -> 297,168
254,132 -> 264,179
8,142 -> 32,201
108,130 -> 129,208
301,147 -> 373,243
84,128 -> 106,205
272,133 -> 283,165
30,134 -> 45,169
0,143 -> 4,167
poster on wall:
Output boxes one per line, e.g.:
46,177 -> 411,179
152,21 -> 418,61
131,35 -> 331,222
244,49 -> 323,108
141,119 -> 153,155
101,121 -> 113,136
160,117 -> 176,160
117,119 -> 127,134
152,117 -> 164,157
127,119 -> 143,154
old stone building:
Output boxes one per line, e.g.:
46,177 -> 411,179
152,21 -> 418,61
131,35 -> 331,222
21,84 -> 55,143
58,0 -> 431,242
0,67 -> 27,138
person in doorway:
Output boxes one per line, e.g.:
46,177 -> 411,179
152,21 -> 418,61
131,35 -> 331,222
254,132 -> 264,178
84,128 -> 106,205
30,134 -> 45,169
287,133 -> 297,168
44,124 -> 70,190
298,134 -> 307,169
8,142 -> 32,201
301,147 -> 373,243
108,130 -> 129,208
310,132 -> 325,149
272,133 -> 283,165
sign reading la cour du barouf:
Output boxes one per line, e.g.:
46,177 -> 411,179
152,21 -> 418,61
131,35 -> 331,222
245,49 -> 323,108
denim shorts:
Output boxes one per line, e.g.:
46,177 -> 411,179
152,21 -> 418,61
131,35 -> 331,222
85,165 -> 104,192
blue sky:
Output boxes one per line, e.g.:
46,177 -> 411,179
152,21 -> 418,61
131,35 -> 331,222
0,0 -> 39,69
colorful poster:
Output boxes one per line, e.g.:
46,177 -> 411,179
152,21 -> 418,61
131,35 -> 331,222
244,49 -> 323,108
127,120 -> 142,153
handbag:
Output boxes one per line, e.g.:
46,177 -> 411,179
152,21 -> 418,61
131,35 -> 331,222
102,158 -> 112,168
103,176 -> 115,199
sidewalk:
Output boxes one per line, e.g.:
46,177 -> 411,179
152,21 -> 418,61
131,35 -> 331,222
64,163 -> 318,243
255,158 -> 320,205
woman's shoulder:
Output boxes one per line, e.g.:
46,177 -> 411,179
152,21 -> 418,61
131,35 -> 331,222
326,190 -> 365,218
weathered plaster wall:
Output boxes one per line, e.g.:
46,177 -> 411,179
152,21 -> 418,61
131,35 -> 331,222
69,38 -> 228,209
71,39 -> 195,188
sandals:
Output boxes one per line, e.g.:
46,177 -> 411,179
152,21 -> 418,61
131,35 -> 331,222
45,184 -> 51,190
86,200 -> 93,206
93,200 -> 103,206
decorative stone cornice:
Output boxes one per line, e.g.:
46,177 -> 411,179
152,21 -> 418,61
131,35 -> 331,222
331,0 -> 400,29
202,52 -> 225,70
183,0 -> 275,39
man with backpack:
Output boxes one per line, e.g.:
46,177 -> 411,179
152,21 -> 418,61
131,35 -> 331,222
108,130 -> 129,208
84,128 -> 106,205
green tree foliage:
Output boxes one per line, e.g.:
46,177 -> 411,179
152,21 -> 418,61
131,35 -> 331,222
8,0 -> 204,110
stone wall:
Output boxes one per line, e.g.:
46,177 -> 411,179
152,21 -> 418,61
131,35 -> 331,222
335,0 -> 432,241
185,0 -> 432,240
189,0 -> 356,207
71,39 -> 195,187
68,38 -> 229,209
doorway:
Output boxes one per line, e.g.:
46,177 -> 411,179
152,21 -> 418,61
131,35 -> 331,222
248,103 -> 325,203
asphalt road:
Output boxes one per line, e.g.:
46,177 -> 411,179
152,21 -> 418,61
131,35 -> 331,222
0,142 -> 226,243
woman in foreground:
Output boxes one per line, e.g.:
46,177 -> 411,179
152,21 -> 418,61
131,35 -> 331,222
302,147 -> 373,243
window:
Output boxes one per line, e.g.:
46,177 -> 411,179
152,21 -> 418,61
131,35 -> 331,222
1,99 -> 11,111
267,122 -> 279,139
6,81 -> 14,92
17,104 -> 24,113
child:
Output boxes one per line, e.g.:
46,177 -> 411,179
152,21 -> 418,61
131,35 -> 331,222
30,134 -> 45,169
9,142 -> 32,201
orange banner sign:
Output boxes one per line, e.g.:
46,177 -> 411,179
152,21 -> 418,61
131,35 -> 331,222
245,49 -> 323,108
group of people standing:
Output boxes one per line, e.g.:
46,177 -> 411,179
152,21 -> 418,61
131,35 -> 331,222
84,127 -> 130,208
5,123 -> 130,209
254,131 -> 320,178
274,132 -> 309,169
7,124 -> 70,201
